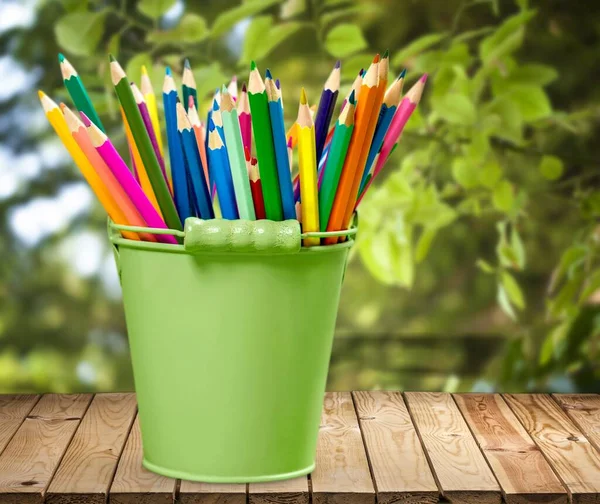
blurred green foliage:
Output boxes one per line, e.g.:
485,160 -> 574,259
1,0 -> 599,393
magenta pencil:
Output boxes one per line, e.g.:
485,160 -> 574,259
83,113 -> 178,244
237,82 -> 252,153
131,83 -> 170,192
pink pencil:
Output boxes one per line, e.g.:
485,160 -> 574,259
237,82 -> 252,154
83,112 -> 178,245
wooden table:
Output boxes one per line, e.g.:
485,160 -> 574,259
0,392 -> 599,503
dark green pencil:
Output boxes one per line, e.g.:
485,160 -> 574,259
182,59 -> 197,111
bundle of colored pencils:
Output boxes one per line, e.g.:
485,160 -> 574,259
40,51 -> 425,246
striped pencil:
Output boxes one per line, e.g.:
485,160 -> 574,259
186,96 -> 209,187
59,54 -> 104,131
110,55 -> 181,231
247,61 -> 283,221
296,88 -> 319,246
131,83 -> 170,191
314,60 -> 340,162
182,59 -> 197,110
237,83 -> 252,154
265,71 -> 295,220
248,156 -> 266,220
176,102 -> 214,220
163,68 -> 193,221
207,126 -> 239,219
84,114 -> 178,244
221,88 -> 255,220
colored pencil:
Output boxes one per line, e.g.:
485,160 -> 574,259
211,97 -> 226,142
319,90 -> 355,232
359,74 -> 427,204
296,88 -> 319,246
324,56 -> 379,245
221,88 -> 256,220
314,60 -> 340,162
140,65 -> 166,163
59,54 -> 104,132
186,96 -> 209,187
182,59 -> 197,110
176,102 -> 214,220
237,82 -> 252,154
163,68 -> 194,221
207,127 -> 239,219
38,91 -> 138,241
265,72 -> 295,220
228,75 -> 238,101
247,61 -> 283,221
248,156 -> 266,220
359,68 -> 405,194
110,55 -> 181,230
131,83 -> 170,192
62,104 -> 156,242
120,106 -> 161,213
84,113 -> 178,244
287,136 -> 293,174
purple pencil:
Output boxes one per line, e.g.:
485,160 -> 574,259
83,113 -> 178,245
131,83 -> 171,193
314,61 -> 340,162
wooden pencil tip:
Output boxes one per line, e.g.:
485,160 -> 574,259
382,49 -> 389,59
275,78 -> 280,89
335,60 -> 341,69
58,53 -> 65,63
265,68 -> 272,79
221,84 -> 228,93
373,54 -> 380,63
184,58 -> 191,69
109,54 -> 116,62
360,68 -> 366,77
348,89 -> 356,105
79,111 -> 92,127
166,66 -> 172,76
287,137 -> 292,148
420,73 -> 428,83
212,98 -> 219,111
300,87 -> 307,105
141,65 -> 148,75
250,60 -> 257,70
399,68 -> 407,79
242,82 -> 247,92
37,90 -> 46,99
59,102 -> 66,111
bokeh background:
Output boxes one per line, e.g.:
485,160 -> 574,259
1,0 -> 599,393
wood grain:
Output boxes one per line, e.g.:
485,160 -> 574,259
109,415 -> 176,504
455,394 -> 567,504
553,395 -> 600,453
0,394 -> 92,504
45,393 -> 137,504
405,392 -> 501,504
311,392 -> 375,504
505,394 -> 600,504
249,477 -> 309,504
0,395 -> 40,455
178,481 -> 246,504
352,391 -> 438,504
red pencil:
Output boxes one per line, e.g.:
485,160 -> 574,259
248,156 -> 266,220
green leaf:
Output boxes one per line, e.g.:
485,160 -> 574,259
539,155 -> 564,181
55,11 -> 106,56
391,33 -> 447,67
476,259 -> 495,274
509,64 -> 558,86
280,0 -> 305,19
510,226 -> 526,270
492,180 -> 514,213
125,53 -> 153,88
239,16 -> 273,65
479,160 -> 502,188
497,283 -> 517,320
253,22 -> 304,62
579,270 -> 600,302
432,94 -> 476,125
482,98 -> 523,144
324,23 -> 368,58
452,158 -> 479,188
147,13 -> 208,44
137,0 -> 177,19
507,85 -> 552,122
194,63 -> 229,101
211,0 -> 280,38
502,271 -> 525,309
480,10 -> 536,64
415,228 -> 436,263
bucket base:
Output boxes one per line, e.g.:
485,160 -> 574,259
142,458 -> 316,483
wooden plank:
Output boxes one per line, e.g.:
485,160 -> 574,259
0,395 -> 40,455
45,393 -> 137,504
0,394 -> 92,504
109,415 -> 176,504
311,392 -> 375,504
505,394 -> 600,504
352,391 -> 438,504
405,392 -> 501,504
553,394 -> 600,453
179,481 -> 246,504
454,394 -> 567,504
249,477 -> 309,504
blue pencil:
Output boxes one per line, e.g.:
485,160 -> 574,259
265,70 -> 295,220
163,68 -> 193,221
207,124 -> 238,219
176,102 -> 214,220
314,61 -> 340,163
359,71 -> 406,194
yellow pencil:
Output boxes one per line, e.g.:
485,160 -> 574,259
38,91 -> 138,240
296,88 -> 319,247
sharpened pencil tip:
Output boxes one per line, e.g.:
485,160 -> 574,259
300,87 -> 307,105
420,73 -> 428,83
382,49 -> 389,59
109,54 -> 116,62
141,65 -> 148,76
250,60 -> 257,70
79,111 -> 92,127
265,68 -> 272,79
348,89 -> 356,105
373,53 -> 380,63
335,60 -> 341,69
58,53 -> 65,63
37,90 -> 46,99
188,95 -> 195,108
275,78 -> 281,89
165,66 -> 171,76
184,58 -> 192,70
221,84 -> 229,94
287,136 -> 292,148
241,82 -> 247,92
399,68 -> 407,79
360,68 -> 365,77
212,99 -> 219,111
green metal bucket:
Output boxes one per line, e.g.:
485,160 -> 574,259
109,218 -> 355,483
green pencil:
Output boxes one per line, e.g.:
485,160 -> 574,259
247,61 -> 283,221
221,87 -> 256,220
109,55 -> 182,231
319,90 -> 355,231
182,59 -> 197,111
59,53 -> 105,132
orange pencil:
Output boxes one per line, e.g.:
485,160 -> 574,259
324,55 -> 379,245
